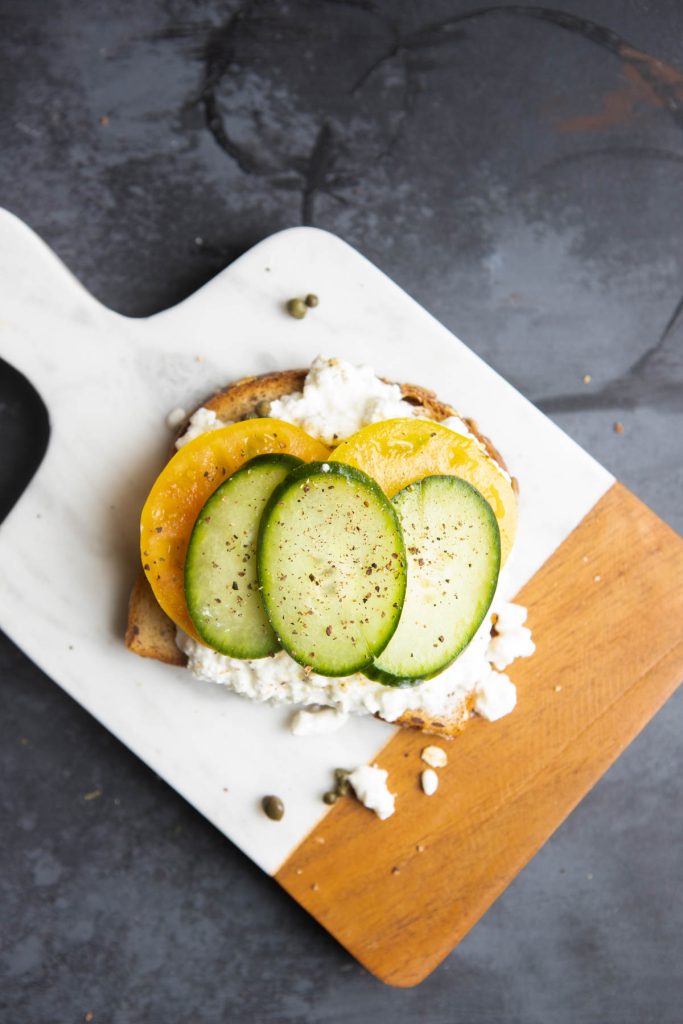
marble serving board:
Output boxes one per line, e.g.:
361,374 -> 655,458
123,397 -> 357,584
2,210 -> 681,986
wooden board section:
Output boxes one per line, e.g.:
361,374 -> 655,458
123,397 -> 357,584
276,483 -> 683,986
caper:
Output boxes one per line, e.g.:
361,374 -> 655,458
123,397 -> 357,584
255,400 -> 271,417
333,769 -> 351,797
286,298 -> 307,319
305,293 -> 319,308
323,790 -> 338,805
262,795 -> 285,820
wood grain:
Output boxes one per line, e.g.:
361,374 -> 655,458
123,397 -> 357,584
276,483 -> 683,986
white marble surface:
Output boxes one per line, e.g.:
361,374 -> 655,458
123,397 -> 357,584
0,209 -> 613,874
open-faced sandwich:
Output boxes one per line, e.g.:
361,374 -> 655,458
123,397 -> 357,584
127,356 -> 534,738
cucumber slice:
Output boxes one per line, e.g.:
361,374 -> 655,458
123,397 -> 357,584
185,454 -> 303,658
258,462 -> 407,676
364,475 -> 500,684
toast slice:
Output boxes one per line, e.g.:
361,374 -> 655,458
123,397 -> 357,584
126,369 -> 513,736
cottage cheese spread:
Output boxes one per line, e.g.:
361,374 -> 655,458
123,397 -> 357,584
176,596 -> 533,723
268,356 -> 473,445
175,407 -> 233,449
173,356 -> 534,727
175,356 -> 476,451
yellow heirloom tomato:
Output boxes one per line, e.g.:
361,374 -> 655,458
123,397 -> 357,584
140,419 -> 330,639
331,418 -> 517,564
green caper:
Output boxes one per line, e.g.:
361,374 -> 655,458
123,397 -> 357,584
262,795 -> 285,820
305,293 -> 319,308
286,298 -> 307,319
323,790 -> 338,805
333,768 -> 351,796
255,400 -> 272,417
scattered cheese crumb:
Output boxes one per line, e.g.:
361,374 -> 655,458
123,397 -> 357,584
474,670 -> 517,721
166,407 -> 187,430
583,374 -> 592,384
594,574 -> 601,583
421,745 -> 448,768
554,685 -> 563,693
83,789 -> 102,801
290,705 -> 348,736
347,765 -> 395,820
421,769 -> 439,796
416,843 -> 426,853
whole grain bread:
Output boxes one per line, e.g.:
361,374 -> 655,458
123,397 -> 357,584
125,369 -> 513,736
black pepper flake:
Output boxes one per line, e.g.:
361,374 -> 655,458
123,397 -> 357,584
232,581 -> 239,590
143,563 -> 150,571
325,626 -> 332,636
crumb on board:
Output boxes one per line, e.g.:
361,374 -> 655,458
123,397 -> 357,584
421,769 -> 439,796
421,745 -> 448,768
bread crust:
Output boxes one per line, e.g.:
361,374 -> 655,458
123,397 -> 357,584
126,369 -> 507,735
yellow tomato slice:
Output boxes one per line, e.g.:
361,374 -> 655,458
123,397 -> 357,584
140,419 -> 330,638
331,418 -> 517,563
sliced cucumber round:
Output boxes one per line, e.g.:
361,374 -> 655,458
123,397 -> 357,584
257,462 -> 407,676
364,475 -> 500,684
185,454 -> 303,658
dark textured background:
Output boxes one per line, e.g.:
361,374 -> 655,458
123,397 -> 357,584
1,2 -> 682,1021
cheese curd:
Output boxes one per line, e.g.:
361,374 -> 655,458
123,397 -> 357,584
347,765 -> 396,820
173,356 -> 534,727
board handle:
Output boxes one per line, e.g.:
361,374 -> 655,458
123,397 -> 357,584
0,208 -> 115,399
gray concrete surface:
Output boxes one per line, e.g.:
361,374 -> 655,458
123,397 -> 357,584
1,1 -> 681,1021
